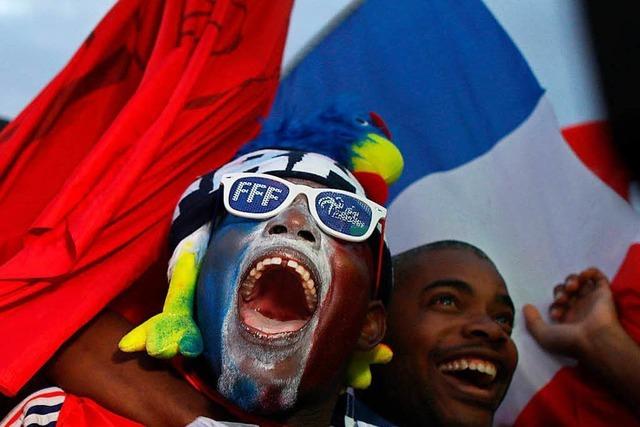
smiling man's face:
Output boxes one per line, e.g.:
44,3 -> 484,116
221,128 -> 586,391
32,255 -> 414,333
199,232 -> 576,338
380,245 -> 517,427
196,179 -> 376,414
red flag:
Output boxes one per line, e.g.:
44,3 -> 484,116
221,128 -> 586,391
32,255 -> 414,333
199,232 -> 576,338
0,0 -> 292,396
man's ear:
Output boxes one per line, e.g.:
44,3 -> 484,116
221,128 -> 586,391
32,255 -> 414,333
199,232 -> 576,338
356,301 -> 386,351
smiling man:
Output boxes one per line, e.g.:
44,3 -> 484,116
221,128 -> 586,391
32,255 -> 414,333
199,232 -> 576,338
357,240 -> 518,427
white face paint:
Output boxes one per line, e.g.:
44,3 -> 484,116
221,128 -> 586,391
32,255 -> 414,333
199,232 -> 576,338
200,215 -> 333,412
196,177 -> 375,414
221,235 -> 333,410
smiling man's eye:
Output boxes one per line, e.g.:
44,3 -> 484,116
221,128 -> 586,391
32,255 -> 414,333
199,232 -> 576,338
431,294 -> 458,307
495,313 -> 514,330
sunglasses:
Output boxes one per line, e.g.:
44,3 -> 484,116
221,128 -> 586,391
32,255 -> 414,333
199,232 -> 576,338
220,173 -> 387,242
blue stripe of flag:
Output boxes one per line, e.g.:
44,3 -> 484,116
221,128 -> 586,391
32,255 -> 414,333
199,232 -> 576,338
269,0 -> 543,200
24,403 -> 62,418
24,402 -> 62,417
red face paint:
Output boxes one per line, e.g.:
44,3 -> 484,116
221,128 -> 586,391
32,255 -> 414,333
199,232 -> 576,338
197,178 -> 376,413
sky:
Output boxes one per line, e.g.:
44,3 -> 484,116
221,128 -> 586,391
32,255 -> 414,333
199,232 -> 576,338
0,0 -> 603,126
0,0 -> 115,118
0,0 -> 352,119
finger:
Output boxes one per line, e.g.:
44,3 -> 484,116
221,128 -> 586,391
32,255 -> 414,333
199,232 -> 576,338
146,324 -> 180,359
370,343 -> 393,364
595,276 -> 610,290
553,291 -> 570,305
580,267 -> 608,282
149,345 -> 179,359
147,334 -> 179,359
524,304 -> 553,345
578,278 -> 597,297
564,274 -> 580,292
553,284 -> 566,298
553,286 -> 569,305
585,269 -> 611,291
583,270 -> 612,297
118,322 -> 151,353
549,302 -> 567,321
571,268 -> 609,298
179,331 -> 203,357
580,267 -> 611,288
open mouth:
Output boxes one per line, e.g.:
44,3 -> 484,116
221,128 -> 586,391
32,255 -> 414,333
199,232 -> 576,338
238,252 -> 319,339
438,357 -> 498,390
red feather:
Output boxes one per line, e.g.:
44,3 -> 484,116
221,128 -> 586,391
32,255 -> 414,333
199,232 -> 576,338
369,111 -> 393,140
353,171 -> 389,205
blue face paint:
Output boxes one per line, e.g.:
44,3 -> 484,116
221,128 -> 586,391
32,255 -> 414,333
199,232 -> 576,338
194,189 -> 376,414
196,214 -> 262,376
230,377 -> 259,410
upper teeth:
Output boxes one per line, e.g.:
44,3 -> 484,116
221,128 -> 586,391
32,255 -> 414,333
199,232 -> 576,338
439,358 -> 497,381
240,256 -> 318,311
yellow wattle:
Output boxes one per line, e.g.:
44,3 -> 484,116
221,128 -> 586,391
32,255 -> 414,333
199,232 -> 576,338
346,343 -> 394,389
351,133 -> 404,184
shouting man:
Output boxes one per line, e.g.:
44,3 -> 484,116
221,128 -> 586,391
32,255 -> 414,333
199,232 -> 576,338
154,150 -> 393,420
2,108 -> 403,426
119,107 -> 403,425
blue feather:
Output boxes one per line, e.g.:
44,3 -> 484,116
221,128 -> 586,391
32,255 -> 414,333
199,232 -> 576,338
236,100 -> 387,168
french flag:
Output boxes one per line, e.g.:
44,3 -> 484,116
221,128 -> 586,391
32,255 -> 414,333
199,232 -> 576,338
273,0 -> 640,425
2,1 -> 638,424
1,387 -> 65,427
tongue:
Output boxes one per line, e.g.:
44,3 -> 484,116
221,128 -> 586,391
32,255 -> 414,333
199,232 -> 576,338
247,268 -> 311,320
241,306 -> 307,334
446,370 -> 494,388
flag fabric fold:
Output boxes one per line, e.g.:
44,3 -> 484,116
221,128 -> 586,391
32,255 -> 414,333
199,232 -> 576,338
0,0 -> 293,396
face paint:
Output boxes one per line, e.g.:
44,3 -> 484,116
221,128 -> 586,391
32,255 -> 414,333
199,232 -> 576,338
196,180 -> 374,413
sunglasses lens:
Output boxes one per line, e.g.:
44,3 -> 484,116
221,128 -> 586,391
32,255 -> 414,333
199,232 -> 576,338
315,191 -> 373,238
228,176 -> 289,215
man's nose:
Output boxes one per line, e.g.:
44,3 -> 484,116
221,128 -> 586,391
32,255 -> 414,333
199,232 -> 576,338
461,315 -> 508,344
263,196 -> 321,248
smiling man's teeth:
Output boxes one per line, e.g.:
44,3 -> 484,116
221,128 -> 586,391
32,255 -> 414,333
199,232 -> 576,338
240,256 -> 318,312
439,358 -> 497,381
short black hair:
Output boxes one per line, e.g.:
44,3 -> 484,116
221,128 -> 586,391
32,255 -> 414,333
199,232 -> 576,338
392,240 -> 502,292
395,240 -> 494,266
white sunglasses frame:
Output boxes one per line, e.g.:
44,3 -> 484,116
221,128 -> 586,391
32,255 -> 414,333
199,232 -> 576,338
220,172 -> 387,242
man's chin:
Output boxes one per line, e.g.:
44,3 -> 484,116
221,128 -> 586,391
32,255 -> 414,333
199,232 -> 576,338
216,351 -> 302,413
434,398 -> 494,427
216,306 -> 319,414
427,357 -> 511,427
429,378 -> 502,427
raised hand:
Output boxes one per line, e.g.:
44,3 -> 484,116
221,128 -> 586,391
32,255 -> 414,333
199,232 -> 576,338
524,267 -> 640,413
523,267 -> 621,359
